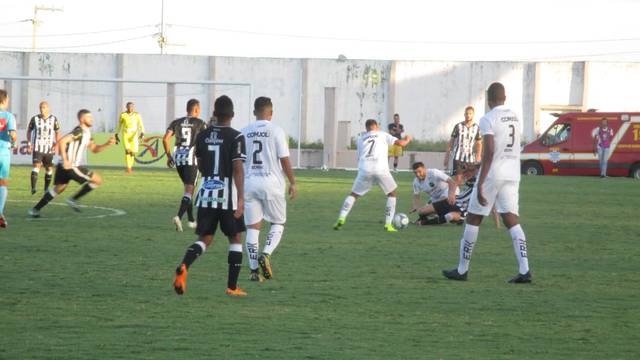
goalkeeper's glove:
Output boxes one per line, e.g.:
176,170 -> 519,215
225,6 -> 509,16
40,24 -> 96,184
114,133 -> 120,144
139,132 -> 144,140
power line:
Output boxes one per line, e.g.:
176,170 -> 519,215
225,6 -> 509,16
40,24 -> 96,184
0,33 -> 157,50
168,23 -> 640,46
0,19 -> 31,27
0,24 -> 157,38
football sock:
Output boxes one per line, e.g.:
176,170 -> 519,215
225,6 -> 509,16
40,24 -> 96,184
457,224 -> 479,274
71,182 -> 97,201
421,215 -> 445,225
44,170 -> 53,191
338,195 -> 356,219
263,224 -> 284,255
34,189 -> 57,210
384,196 -> 397,226
245,228 -> 260,270
177,195 -> 191,219
227,244 -> 243,290
31,168 -> 39,190
125,154 -> 134,169
181,241 -> 207,270
184,193 -> 194,222
0,186 -> 7,214
509,224 -> 530,274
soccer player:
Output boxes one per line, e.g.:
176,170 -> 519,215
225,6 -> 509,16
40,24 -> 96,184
0,89 -> 17,228
444,106 -> 482,186
442,82 -> 532,284
162,99 -> 207,232
28,109 -> 116,217
173,95 -> 247,297
409,162 -> 459,224
387,113 -> 405,172
334,119 -> 412,232
242,97 -> 297,282
26,101 -> 61,194
115,102 -> 145,174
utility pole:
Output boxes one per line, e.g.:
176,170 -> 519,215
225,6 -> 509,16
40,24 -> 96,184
31,5 -> 64,52
156,0 -> 183,54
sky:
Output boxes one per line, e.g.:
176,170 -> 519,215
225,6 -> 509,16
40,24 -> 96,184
1,0 -> 640,61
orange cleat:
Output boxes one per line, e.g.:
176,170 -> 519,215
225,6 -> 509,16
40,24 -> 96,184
225,287 -> 248,297
174,264 -> 188,295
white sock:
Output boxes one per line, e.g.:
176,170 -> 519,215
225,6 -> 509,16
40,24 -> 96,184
245,228 -> 260,270
444,213 -> 454,223
384,196 -> 397,226
229,243 -> 242,253
263,224 -> 284,255
195,240 -> 207,253
338,195 -> 356,219
509,224 -> 530,274
457,224 -> 479,274
32,167 -> 40,173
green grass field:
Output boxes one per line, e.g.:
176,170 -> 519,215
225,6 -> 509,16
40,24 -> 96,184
1,166 -> 639,359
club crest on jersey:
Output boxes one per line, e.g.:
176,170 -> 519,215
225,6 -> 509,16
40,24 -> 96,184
202,179 -> 225,190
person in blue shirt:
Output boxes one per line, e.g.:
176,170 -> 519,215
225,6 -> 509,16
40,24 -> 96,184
0,89 -> 17,228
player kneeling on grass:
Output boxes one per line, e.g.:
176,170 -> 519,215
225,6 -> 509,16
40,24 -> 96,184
241,97 -> 297,282
29,109 -> 116,217
333,119 -> 412,232
409,162 -> 460,225
173,95 -> 248,297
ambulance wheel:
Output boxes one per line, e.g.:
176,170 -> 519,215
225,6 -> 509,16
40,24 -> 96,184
523,161 -> 543,176
630,163 -> 640,180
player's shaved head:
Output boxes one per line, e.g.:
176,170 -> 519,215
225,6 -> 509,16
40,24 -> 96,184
77,109 -> 91,120
365,119 -> 378,130
487,82 -> 506,106
254,97 -> 273,119
213,95 -> 234,120
39,101 -> 50,117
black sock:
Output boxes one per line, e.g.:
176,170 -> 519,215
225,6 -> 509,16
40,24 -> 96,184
393,162 -> 398,169
30,171 -> 38,190
186,198 -> 194,222
422,215 -> 445,225
181,242 -> 204,270
44,173 -> 52,191
177,196 -> 191,219
71,183 -> 94,201
227,251 -> 243,290
34,191 -> 55,210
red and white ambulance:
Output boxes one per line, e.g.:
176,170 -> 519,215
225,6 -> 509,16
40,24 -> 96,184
521,112 -> 640,178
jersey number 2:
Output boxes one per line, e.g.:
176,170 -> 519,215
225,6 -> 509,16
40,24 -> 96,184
252,140 -> 263,164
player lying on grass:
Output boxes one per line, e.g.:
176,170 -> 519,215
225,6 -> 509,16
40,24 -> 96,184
334,119 -> 412,232
409,162 -> 459,224
29,109 -> 116,217
173,95 -> 248,297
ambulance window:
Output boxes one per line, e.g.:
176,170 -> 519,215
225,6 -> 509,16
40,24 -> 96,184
542,123 -> 571,146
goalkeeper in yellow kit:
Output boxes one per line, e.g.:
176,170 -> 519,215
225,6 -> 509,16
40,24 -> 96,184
115,102 -> 145,173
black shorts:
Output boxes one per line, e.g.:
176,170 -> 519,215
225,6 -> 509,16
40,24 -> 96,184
53,164 -> 93,185
432,199 -> 462,219
196,207 -> 246,238
33,152 -> 55,167
176,165 -> 198,186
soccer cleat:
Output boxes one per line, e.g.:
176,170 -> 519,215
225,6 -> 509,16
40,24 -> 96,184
187,221 -> 197,229
0,215 -> 6,228
333,217 -> 346,230
173,264 -> 188,295
172,216 -> 183,232
442,268 -> 468,281
28,208 -> 41,218
225,287 -> 248,297
249,270 -> 264,282
258,254 -> 273,279
66,199 -> 81,212
31,188 -> 37,195
384,224 -> 398,232
508,271 -> 532,284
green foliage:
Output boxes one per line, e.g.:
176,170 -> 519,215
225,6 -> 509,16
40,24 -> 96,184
1,167 -> 638,359
288,137 -> 324,150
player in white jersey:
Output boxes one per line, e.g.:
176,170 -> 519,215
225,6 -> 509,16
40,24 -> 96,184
409,162 -> 459,223
333,119 -> 412,232
26,101 -> 61,195
29,109 -> 116,217
442,82 -> 532,284
242,97 -> 297,281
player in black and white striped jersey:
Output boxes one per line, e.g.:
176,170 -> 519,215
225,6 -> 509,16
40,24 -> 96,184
173,95 -> 247,297
162,99 -> 207,232
26,101 -> 61,195
444,106 -> 482,185
28,109 -> 116,217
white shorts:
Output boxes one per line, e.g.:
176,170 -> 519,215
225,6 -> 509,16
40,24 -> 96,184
351,172 -> 397,196
467,178 -> 519,216
244,182 -> 287,225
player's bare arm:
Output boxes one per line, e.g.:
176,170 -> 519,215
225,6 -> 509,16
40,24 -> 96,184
89,136 -> 116,154
162,129 -> 175,167
57,134 -> 73,169
26,120 -> 33,153
477,134 -> 495,206
446,177 -> 457,205
394,134 -> 412,148
444,137 -> 454,167
53,130 -> 61,154
232,159 -> 244,219
279,156 -> 297,200
474,138 -> 483,163
410,193 -> 421,213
